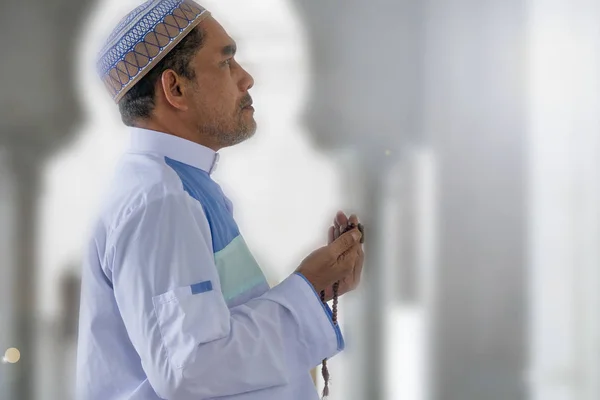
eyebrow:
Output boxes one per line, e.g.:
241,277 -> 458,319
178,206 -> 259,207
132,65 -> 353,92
221,43 -> 237,57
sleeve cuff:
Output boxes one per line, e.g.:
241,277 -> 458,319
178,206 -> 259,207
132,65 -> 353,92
263,272 -> 346,366
293,272 -> 345,352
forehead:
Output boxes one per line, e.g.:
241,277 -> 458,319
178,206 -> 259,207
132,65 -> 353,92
198,16 -> 235,52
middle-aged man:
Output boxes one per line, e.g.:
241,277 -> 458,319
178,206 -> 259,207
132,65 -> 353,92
76,1 -> 365,399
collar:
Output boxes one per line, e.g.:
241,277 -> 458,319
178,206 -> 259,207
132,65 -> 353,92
128,128 -> 220,174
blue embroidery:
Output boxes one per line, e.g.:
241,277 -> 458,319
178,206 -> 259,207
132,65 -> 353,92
98,0 -> 181,75
191,280 -> 213,294
97,0 -> 205,77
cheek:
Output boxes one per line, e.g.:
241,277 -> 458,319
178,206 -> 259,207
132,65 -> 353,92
195,74 -> 239,113
191,93 -> 233,125
215,71 -> 242,103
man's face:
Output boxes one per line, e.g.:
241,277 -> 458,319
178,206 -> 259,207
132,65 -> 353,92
186,16 -> 256,148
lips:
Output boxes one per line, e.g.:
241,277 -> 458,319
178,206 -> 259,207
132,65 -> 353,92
240,96 -> 253,109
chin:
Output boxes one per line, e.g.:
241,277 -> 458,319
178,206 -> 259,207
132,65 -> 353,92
238,127 -> 257,144
220,125 -> 257,148
241,117 -> 257,137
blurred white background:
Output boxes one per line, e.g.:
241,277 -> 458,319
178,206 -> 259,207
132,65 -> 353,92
1,0 -> 600,399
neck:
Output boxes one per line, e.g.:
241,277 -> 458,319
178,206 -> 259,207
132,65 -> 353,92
134,118 -> 222,152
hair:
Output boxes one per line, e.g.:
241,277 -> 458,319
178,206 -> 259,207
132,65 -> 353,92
118,26 -> 206,127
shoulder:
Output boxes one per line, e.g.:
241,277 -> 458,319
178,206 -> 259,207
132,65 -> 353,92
97,151 -> 205,237
87,151 -> 215,282
117,151 -> 187,199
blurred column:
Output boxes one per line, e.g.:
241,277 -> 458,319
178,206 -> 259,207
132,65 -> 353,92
0,150 -> 17,400
60,270 -> 82,400
0,0 -> 92,399
421,1 -> 529,400
5,150 -> 42,400
528,1 -> 600,400
291,0 -> 426,399
394,148 -> 435,305
356,161 -> 393,400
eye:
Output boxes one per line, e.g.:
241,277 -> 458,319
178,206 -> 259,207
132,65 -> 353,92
222,58 -> 232,67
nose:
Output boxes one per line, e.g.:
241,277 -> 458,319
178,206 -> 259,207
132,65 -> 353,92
238,65 -> 254,91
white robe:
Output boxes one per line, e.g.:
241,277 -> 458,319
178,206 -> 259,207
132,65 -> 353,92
75,128 -> 344,399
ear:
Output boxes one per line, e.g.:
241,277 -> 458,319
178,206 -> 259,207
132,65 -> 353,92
159,70 -> 190,111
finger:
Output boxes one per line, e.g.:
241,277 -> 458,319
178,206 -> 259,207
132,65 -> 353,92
348,214 -> 359,227
330,228 -> 362,257
334,225 -> 340,241
333,212 -> 342,230
328,225 -> 335,244
343,219 -> 363,243
338,275 -> 352,297
337,242 -> 361,264
337,244 -> 361,275
358,223 -> 365,243
352,248 -> 365,288
335,211 -> 349,232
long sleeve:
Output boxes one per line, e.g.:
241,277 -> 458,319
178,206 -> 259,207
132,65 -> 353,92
105,189 -> 344,399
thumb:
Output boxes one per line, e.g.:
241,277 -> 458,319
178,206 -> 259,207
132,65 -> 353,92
329,228 -> 361,257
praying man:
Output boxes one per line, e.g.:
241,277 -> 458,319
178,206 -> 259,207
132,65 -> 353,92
75,1 -> 365,399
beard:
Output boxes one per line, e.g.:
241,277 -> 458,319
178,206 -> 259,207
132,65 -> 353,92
227,110 -> 257,146
197,108 -> 256,148
196,92 -> 257,148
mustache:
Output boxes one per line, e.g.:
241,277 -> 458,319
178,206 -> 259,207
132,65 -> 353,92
239,94 -> 253,109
